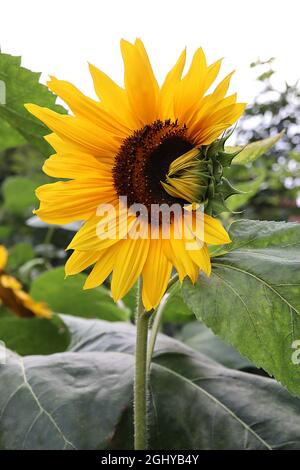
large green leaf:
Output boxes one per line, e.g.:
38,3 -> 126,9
0,51 -> 66,154
2,176 -> 45,216
1,315 -> 300,450
182,219 -> 300,396
30,267 -> 129,321
0,120 -> 25,152
0,315 -> 69,356
227,131 -> 284,165
179,321 -> 252,370
7,242 -> 35,271
226,167 -> 266,211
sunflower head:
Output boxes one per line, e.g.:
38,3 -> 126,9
25,39 -> 246,311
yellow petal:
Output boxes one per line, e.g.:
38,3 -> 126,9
45,133 -> 87,154
120,39 -> 159,125
174,48 -> 208,123
185,212 -> 231,245
111,234 -> 150,300
43,152 -> 112,179
25,104 -> 120,160
193,122 -> 232,145
187,242 -> 211,276
1,274 -> 22,290
68,207 -> 136,251
0,245 -> 8,270
142,237 -> 172,310
84,243 -> 120,289
158,49 -> 186,120
47,77 -> 130,137
65,250 -> 101,276
88,63 -> 138,130
35,179 -> 116,224
212,71 -> 235,101
203,214 -> 231,245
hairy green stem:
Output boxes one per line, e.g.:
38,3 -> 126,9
134,278 -> 150,450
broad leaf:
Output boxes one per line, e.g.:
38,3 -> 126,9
2,176 -> 45,216
7,242 -> 35,271
226,167 -> 266,211
0,51 -> 66,154
227,131 -> 284,165
0,120 -> 25,152
182,219 -> 300,396
1,315 -> 300,449
179,321 -> 251,370
30,267 -> 129,321
0,315 -> 69,356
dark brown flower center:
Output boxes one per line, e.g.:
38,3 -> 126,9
113,120 -> 195,211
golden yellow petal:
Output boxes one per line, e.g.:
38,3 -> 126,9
142,237 -> 172,310
187,242 -> 211,276
35,179 -> 116,224
1,274 -> 22,290
84,243 -> 120,289
159,49 -> 186,120
88,63 -> 138,130
25,104 -> 120,160
68,207 -> 136,252
203,214 -> 231,245
120,39 -> 159,125
65,250 -> 101,276
45,133 -> 86,154
43,153 -> 112,179
0,245 -> 8,270
173,47 -> 208,123
111,234 -> 150,300
47,77 -> 130,137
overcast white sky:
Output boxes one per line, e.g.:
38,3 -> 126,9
1,0 -> 299,104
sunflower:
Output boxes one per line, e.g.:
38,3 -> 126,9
0,245 -> 51,318
26,39 -> 245,311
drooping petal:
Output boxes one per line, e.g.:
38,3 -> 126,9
68,205 -> 136,252
187,212 -> 231,245
84,243 -> 121,289
186,242 -> 211,276
142,237 -> 172,310
65,250 -> 101,276
111,233 -> 150,300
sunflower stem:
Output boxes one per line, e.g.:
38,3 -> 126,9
134,277 -> 150,450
